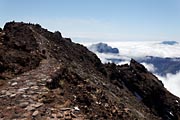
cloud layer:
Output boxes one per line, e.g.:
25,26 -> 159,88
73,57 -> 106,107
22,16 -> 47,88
105,41 -> 180,58
156,72 -> 180,98
83,41 -> 180,98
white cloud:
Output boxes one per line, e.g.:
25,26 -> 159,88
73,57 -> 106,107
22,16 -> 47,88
141,62 -> 157,73
83,41 -> 180,98
91,52 -> 121,64
83,41 -> 180,58
117,61 -> 130,66
156,72 -> 180,98
106,41 -> 180,58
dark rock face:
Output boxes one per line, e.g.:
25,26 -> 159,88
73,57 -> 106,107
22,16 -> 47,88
0,22 -> 44,79
0,22 -> 179,120
119,59 -> 179,119
105,60 -> 180,119
161,41 -> 179,45
89,42 -> 119,54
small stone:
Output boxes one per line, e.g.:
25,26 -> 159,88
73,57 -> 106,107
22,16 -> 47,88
32,103 -> 43,108
57,113 -> 63,118
41,78 -> 47,81
1,90 -> 6,94
41,87 -> 49,92
50,108 -> 56,111
64,111 -> 70,116
19,102 -> 29,108
16,77 -> 21,80
51,113 -> 57,118
27,90 -> 35,94
46,117 -> 51,120
0,95 -> 6,98
27,82 -> 36,86
124,108 -> 130,112
104,103 -> 109,107
65,116 -> 72,120
22,94 -> 28,98
73,117 -> 84,120
5,91 -> 11,96
25,105 -> 35,111
31,86 -> 39,90
112,109 -> 116,113
74,106 -> 80,111
31,95 -> 39,101
23,111 -> 31,117
46,79 -> 52,82
18,87 -> 29,92
10,94 -> 16,98
38,83 -> 46,86
7,106 -> 12,110
32,110 -> 39,116
60,108 -> 71,111
11,82 -> 17,86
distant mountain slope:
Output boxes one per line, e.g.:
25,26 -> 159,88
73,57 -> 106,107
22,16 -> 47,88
160,41 -> 179,45
140,56 -> 180,76
103,56 -> 180,76
0,22 -> 179,120
89,42 -> 119,54
88,43 -> 180,76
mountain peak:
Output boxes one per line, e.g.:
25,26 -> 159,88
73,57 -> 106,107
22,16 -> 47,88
0,22 -> 180,119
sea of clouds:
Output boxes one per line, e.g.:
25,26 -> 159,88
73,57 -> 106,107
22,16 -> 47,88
81,41 -> 180,98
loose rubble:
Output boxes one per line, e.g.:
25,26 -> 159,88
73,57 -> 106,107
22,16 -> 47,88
0,22 -> 180,120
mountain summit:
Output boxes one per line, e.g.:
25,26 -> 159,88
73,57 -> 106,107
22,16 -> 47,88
0,22 -> 180,120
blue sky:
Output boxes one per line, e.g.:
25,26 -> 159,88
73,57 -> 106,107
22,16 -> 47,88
0,0 -> 180,42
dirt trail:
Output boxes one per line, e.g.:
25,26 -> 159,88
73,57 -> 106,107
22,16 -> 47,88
0,59 -> 84,120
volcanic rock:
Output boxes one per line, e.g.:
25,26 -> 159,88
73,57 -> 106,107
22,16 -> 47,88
0,21 -> 179,120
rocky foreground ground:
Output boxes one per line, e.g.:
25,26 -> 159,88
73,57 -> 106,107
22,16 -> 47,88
0,22 -> 180,120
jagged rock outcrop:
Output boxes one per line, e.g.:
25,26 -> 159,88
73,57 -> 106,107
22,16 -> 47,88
0,22 -> 179,120
119,59 -> 179,119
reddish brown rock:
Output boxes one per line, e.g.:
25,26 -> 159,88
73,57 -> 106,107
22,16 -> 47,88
0,22 -> 179,120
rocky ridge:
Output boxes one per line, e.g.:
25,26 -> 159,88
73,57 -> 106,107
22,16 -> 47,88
0,22 -> 180,120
